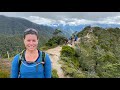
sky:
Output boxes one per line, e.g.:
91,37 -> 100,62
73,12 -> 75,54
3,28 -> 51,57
0,12 -> 120,26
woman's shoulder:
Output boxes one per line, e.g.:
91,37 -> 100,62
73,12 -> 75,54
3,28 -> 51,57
14,54 -> 20,58
12,54 -> 20,62
42,51 -> 49,57
44,52 -> 51,61
39,50 -> 49,56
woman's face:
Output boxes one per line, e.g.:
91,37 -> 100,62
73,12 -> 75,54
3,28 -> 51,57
24,34 -> 38,51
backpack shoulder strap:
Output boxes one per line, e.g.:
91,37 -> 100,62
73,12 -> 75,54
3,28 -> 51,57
41,51 -> 46,77
18,50 -> 25,74
42,51 -> 46,66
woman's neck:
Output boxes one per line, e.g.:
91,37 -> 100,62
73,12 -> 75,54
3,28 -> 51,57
26,49 -> 38,55
25,49 -> 39,62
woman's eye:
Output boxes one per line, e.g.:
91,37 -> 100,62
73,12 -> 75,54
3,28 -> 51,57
33,40 -> 36,42
27,40 -> 31,42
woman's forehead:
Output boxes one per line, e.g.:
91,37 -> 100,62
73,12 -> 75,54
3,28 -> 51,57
24,34 -> 38,39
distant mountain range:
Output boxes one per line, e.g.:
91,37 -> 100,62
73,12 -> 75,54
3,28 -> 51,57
49,23 -> 120,37
90,23 -> 120,28
0,15 -> 76,39
0,15 -> 55,39
1,14 -> 120,39
0,15 -> 57,51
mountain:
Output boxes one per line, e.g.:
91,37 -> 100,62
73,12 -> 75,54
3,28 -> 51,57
49,23 -> 120,38
0,15 -> 55,37
49,24 -> 86,38
0,15 -> 56,48
91,23 -> 120,28
0,15 -> 55,58
61,26 -> 120,78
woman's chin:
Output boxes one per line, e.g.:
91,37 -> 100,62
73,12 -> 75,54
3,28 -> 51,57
27,48 -> 35,51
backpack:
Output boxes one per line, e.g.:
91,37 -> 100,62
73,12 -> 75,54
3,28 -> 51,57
18,50 -> 46,77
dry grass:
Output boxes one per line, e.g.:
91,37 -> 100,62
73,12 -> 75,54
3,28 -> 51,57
0,58 -> 11,78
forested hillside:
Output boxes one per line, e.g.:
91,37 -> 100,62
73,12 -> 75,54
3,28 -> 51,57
0,15 -> 55,58
60,26 -> 120,78
1,14 -> 120,78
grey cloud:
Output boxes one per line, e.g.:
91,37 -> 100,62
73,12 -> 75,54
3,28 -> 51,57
0,12 -> 120,20
0,12 -> 120,25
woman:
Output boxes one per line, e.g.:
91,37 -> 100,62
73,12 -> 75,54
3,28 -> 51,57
11,28 -> 52,78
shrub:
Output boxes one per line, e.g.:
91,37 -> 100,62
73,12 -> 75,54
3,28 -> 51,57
0,69 -> 10,78
52,69 -> 59,78
61,46 -> 75,57
45,36 -> 67,48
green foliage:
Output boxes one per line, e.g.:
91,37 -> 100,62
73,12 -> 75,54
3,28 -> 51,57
60,55 -> 82,78
0,35 -> 48,58
40,45 -> 50,51
0,70 -> 10,78
0,15 -> 55,58
61,65 -> 76,77
0,58 -> 11,78
52,69 -> 59,78
77,25 -> 91,37
45,36 -> 67,48
53,29 -> 62,36
61,46 -> 75,57
60,26 -> 120,78
61,60 -> 86,78
96,63 -> 120,78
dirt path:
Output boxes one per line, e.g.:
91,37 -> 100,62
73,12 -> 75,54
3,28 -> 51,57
1,38 -> 81,78
45,46 -> 66,78
45,38 -> 81,78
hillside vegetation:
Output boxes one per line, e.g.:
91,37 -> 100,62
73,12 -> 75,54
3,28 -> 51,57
1,16 -> 120,78
0,15 -> 55,58
60,26 -> 120,78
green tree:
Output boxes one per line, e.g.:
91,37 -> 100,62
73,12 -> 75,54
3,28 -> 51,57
53,29 -> 62,36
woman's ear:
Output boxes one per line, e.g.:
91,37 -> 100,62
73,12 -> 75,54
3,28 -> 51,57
37,39 -> 39,45
23,38 -> 25,44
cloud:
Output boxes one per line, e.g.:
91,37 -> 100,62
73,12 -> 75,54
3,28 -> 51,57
22,16 -> 96,26
22,16 -> 56,25
66,18 -> 96,26
22,14 -> 120,26
97,16 -> 120,24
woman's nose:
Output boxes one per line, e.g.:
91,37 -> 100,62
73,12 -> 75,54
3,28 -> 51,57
29,41 -> 34,44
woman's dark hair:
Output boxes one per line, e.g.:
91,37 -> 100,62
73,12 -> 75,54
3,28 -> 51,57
24,28 -> 39,39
